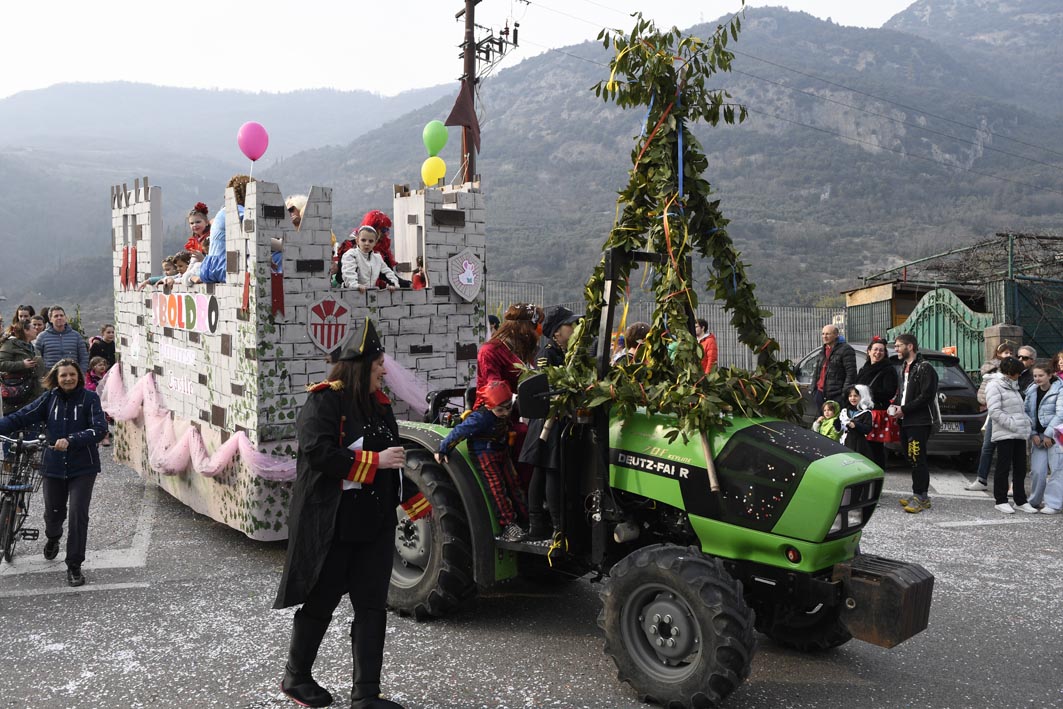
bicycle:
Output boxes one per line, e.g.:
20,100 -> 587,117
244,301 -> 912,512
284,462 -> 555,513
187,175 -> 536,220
0,433 -> 47,564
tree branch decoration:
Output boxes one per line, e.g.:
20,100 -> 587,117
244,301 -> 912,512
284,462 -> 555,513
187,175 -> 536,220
548,8 -> 802,442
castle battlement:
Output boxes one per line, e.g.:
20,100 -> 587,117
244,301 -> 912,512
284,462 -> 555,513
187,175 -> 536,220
108,177 -> 487,539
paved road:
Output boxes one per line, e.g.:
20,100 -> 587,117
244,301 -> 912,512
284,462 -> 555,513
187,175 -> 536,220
2,456 -> 1062,708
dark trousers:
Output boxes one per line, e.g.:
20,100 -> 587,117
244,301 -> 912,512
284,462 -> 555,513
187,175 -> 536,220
300,527 -> 394,622
42,473 -> 97,569
528,466 -> 561,528
993,438 -> 1028,506
900,425 -> 931,497
866,441 -> 886,470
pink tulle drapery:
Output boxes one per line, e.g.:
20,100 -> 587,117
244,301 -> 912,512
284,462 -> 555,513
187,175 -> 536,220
383,353 -> 428,415
99,367 -> 297,482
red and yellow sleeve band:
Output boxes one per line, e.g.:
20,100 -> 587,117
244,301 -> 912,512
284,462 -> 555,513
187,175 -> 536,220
401,493 -> 432,521
346,450 -> 380,484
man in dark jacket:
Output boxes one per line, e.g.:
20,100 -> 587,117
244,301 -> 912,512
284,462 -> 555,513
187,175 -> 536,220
1017,346 -> 1037,395
892,333 -> 939,514
811,325 -> 856,407
34,306 -> 89,372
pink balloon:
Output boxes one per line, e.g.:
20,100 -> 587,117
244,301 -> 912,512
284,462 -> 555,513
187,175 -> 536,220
237,121 -> 269,161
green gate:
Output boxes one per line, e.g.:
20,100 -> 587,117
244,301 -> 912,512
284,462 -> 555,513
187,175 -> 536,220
887,288 -> 992,373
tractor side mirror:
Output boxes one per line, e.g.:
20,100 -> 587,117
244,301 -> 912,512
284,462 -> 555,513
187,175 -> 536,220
517,373 -> 550,419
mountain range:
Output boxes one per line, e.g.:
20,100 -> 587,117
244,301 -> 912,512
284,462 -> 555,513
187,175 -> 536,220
2,0 -> 1061,318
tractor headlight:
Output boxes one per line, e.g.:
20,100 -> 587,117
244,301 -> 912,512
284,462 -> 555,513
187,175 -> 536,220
826,479 -> 882,540
830,513 -> 843,534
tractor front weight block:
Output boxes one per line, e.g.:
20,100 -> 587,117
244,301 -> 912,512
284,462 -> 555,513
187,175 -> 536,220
832,554 -> 934,648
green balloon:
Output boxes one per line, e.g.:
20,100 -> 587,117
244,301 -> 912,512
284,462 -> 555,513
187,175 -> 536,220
422,120 -> 448,157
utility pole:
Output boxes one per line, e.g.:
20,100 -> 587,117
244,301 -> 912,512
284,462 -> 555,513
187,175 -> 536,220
453,0 -> 519,184
460,0 -> 479,183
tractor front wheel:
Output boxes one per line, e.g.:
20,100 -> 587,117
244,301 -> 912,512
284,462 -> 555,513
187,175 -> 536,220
599,544 -> 756,708
389,451 -> 475,619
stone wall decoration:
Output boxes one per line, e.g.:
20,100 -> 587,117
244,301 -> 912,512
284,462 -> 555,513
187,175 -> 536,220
307,296 -> 351,352
448,247 -> 483,303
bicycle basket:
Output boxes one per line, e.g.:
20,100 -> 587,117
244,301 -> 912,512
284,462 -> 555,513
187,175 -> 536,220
0,448 -> 44,493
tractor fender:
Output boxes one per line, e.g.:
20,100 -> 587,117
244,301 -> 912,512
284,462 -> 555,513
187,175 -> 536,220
399,425 -> 497,588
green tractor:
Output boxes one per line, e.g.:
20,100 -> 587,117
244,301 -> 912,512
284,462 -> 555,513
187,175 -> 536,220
390,14 -> 932,707
391,254 -> 933,709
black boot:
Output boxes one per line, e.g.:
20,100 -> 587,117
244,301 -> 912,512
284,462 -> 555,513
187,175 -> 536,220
526,511 -> 552,541
350,610 -> 404,709
281,611 -> 334,707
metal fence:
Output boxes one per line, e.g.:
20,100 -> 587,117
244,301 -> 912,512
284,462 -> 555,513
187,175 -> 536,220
485,281 -> 544,319
547,299 -> 843,367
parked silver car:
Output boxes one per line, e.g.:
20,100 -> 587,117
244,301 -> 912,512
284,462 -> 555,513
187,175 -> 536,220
794,344 -> 986,461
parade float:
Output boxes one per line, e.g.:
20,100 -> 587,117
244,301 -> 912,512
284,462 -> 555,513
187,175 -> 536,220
102,172 -> 487,541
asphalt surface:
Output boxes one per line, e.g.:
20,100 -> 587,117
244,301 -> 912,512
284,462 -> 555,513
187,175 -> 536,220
2,454 -> 1062,709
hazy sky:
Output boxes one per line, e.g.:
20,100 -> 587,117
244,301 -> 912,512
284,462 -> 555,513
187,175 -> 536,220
0,1 -> 915,99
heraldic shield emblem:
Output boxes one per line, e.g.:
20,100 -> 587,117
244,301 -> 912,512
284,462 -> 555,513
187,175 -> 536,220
308,297 -> 351,352
448,248 -> 483,303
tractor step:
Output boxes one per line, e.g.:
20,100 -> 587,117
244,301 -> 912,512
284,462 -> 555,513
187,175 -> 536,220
495,538 -> 551,555
832,554 -> 934,648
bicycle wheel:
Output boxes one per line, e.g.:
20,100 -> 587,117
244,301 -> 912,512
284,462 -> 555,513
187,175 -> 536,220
0,496 -> 15,563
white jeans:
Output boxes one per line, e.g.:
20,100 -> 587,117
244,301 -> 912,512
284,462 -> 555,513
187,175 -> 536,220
1032,443 -> 1063,509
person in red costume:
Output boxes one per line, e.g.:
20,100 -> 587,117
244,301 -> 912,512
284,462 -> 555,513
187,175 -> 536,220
183,202 -> 211,255
475,303 -> 543,409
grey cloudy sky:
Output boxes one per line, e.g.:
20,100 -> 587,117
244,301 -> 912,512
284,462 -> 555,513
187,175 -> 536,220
0,1 -> 915,99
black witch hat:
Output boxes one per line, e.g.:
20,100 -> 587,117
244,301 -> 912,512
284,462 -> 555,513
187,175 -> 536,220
334,317 -> 385,362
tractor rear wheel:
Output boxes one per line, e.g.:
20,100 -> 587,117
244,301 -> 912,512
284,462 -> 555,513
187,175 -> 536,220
599,544 -> 756,708
389,450 -> 475,619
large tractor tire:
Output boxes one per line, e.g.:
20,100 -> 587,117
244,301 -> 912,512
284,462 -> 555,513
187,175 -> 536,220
599,544 -> 756,708
755,601 -> 852,652
389,450 -> 476,619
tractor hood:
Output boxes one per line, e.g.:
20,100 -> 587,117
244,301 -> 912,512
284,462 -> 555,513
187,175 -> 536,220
609,414 -> 883,545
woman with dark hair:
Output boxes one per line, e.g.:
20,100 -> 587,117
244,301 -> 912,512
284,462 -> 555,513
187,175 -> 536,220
0,358 -> 107,586
0,321 -> 45,415
474,302 -> 543,409
985,356 -> 1035,514
855,337 -> 899,468
274,319 -> 406,709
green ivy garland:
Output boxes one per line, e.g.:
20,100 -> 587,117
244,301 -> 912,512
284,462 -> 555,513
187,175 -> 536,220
549,9 -> 801,442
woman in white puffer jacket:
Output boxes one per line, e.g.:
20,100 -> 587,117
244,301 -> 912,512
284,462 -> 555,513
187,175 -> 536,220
985,357 -> 1035,514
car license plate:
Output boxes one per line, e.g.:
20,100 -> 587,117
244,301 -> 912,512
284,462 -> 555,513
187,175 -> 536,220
939,422 -> 963,433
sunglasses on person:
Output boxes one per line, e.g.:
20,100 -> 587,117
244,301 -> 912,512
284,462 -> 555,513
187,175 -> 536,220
1018,355 -> 1033,361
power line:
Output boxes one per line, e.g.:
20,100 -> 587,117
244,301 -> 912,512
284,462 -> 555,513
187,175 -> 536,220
525,0 -> 1063,163
516,3 -> 1063,197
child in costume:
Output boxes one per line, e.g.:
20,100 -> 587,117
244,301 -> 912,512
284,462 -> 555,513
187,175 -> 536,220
184,202 -> 211,254
812,400 -> 842,441
839,385 -> 874,457
435,380 -> 528,541
341,226 -> 400,292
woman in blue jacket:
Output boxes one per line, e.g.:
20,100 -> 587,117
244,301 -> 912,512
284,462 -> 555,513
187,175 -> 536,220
0,358 -> 107,586
1025,361 -> 1063,512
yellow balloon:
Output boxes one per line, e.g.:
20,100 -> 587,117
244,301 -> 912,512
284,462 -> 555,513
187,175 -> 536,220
421,156 -> 446,186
